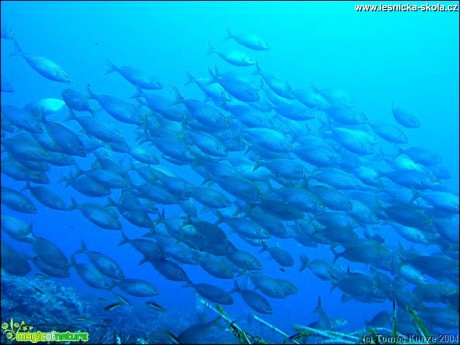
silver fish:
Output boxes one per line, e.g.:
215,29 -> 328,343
10,40 -> 70,82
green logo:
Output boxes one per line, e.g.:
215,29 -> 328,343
2,318 -> 89,343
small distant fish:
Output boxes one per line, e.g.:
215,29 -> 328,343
146,301 -> 165,312
10,40 -> 70,82
249,272 -> 298,299
32,256 -> 70,278
31,236 -> 69,270
75,317 -> 92,322
34,273 -> 49,279
1,185 -> 37,214
392,104 -> 421,128
66,110 -> 127,144
194,252 -> 235,279
224,28 -> 270,50
150,258 -> 190,283
86,85 -> 143,125
1,214 -> 35,243
231,280 -> 272,314
61,88 -> 94,113
116,279 -> 159,297
189,186 -> 231,208
261,243 -> 295,267
185,282 -> 234,305
105,59 -> 163,90
371,122 -> 408,144
42,117 -> 87,157
117,232 -> 163,260
207,42 -> 256,66
184,71 -> 232,103
61,174 -> 111,197
255,63 -> 294,99
114,293 -> 131,306
104,302 -> 124,312
69,197 -> 122,230
70,255 -> 114,290
74,240 -> 125,280
401,146 -> 442,166
209,67 -> 260,102
22,181 -> 68,210
1,104 -> 43,133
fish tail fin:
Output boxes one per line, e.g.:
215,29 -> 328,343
74,239 -> 88,255
145,223 -> 156,237
224,27 -> 234,41
127,157 -> 136,171
207,66 -> 217,84
314,295 -> 322,314
236,268 -> 248,278
164,331 -> 181,344
9,40 -> 23,57
85,83 -> 95,99
341,293 -> 351,303
63,108 -> 77,122
210,316 -> 223,327
298,254 -> 309,273
117,231 -> 129,246
35,107 -> 46,123
372,146 -> 386,163
131,85 -> 144,99
182,280 -> 193,288
73,164 -> 83,178
58,170 -> 69,186
408,187 -> 420,205
317,117 -> 332,133
27,223 -> 35,241
172,86 -> 184,105
20,181 -> 31,192
259,239 -> 269,253
206,41 -> 215,56
254,61 -> 262,75
183,71 -> 196,86
138,256 -> 149,266
68,254 -> 76,268
332,247 -> 341,263
243,144 -> 252,156
69,196 -> 78,211
156,208 -> 166,224
252,157 -> 262,172
87,107 -> 96,116
214,210 -> 225,225
105,58 -> 117,75
106,196 -> 116,207
229,280 -> 240,294
391,100 -> 396,113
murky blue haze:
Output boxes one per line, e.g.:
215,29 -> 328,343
1,1 -> 458,344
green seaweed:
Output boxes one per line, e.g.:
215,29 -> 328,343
406,306 -> 433,344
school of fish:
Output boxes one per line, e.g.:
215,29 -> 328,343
1,22 -> 459,339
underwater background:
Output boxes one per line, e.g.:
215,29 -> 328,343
1,1 -> 459,344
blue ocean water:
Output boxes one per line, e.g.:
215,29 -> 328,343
1,1 -> 458,344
